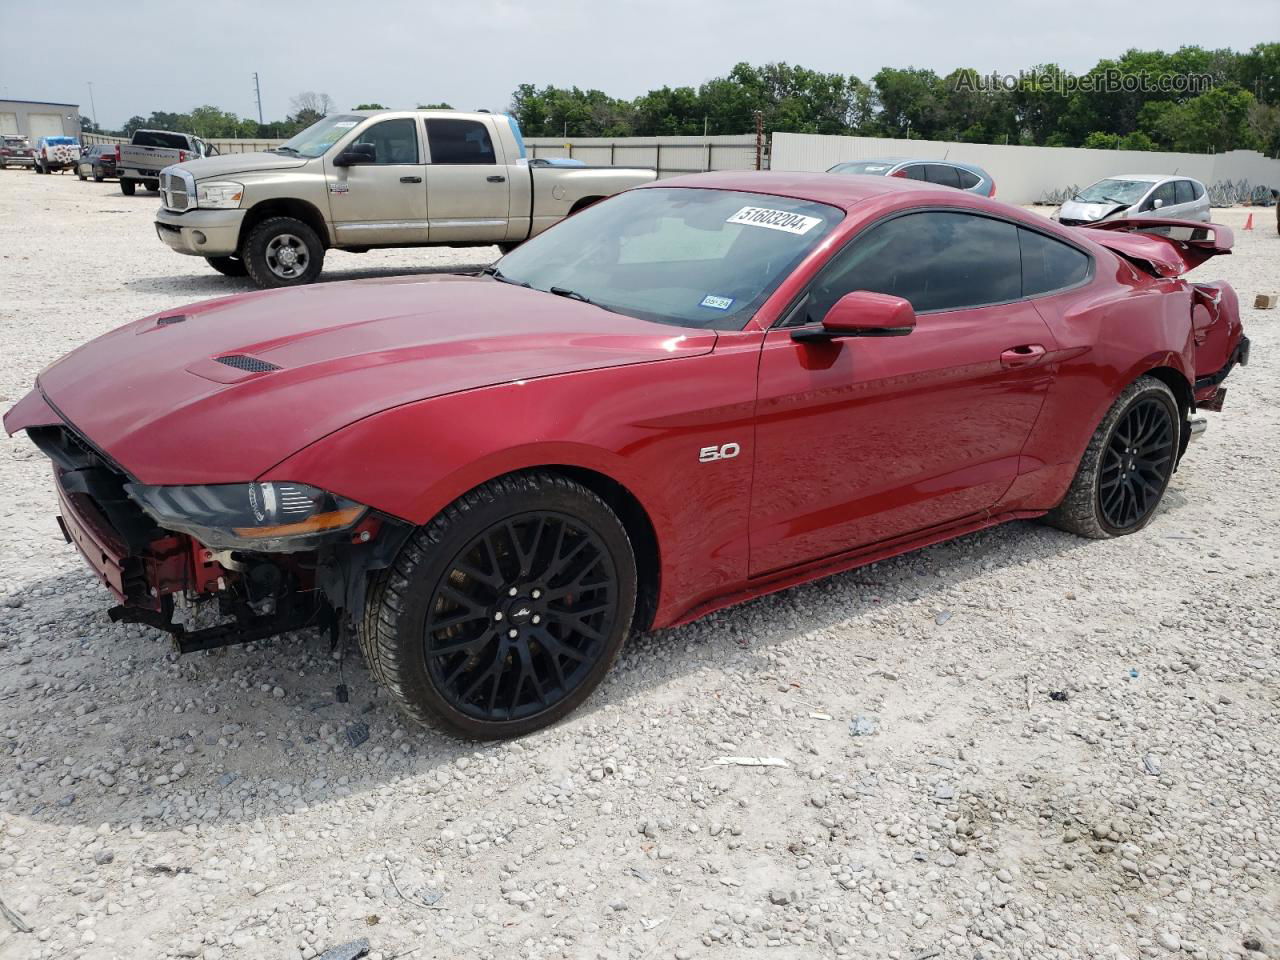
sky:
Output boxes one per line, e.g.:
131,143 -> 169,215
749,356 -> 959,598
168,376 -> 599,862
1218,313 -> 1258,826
0,0 -> 1272,129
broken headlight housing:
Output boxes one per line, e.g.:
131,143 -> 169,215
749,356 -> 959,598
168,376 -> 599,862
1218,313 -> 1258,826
126,481 -> 367,552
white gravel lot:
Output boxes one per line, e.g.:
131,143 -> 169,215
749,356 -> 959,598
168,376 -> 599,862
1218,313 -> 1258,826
0,170 -> 1277,960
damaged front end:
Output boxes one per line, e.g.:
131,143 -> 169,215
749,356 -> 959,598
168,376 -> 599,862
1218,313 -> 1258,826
22,419 -> 410,655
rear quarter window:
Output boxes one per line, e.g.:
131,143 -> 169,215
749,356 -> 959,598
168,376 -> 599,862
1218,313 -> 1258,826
956,169 -> 981,189
1019,228 -> 1090,297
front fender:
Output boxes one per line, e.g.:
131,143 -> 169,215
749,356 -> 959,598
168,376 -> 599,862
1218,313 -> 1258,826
262,342 -> 762,627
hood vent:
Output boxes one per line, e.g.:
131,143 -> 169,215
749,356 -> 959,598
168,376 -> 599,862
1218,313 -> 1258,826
215,354 -> 281,373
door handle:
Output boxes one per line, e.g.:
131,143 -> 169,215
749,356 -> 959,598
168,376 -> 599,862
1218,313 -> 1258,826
1000,344 -> 1047,368
400,176 -> 422,183
487,175 -> 506,183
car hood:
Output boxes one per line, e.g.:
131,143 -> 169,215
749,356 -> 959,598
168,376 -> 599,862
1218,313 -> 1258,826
173,151 -> 308,180
1059,199 -> 1130,222
29,275 -> 716,485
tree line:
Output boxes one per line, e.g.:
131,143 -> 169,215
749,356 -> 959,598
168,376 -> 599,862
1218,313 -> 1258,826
83,44 -> 1278,155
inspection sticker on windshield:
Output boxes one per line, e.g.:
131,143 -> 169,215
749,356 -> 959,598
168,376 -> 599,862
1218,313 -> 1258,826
332,121 -> 359,129
700,295 -> 734,310
727,206 -> 822,235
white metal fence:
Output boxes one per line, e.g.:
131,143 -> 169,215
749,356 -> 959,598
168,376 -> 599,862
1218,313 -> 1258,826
523,136 -> 764,177
771,132 -> 1280,206
82,132 -> 763,174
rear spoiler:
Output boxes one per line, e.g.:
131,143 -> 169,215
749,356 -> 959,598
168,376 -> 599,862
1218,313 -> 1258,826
1081,218 -> 1233,278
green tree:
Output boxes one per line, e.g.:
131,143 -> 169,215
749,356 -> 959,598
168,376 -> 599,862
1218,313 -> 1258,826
1150,84 -> 1256,151
417,102 -> 453,110
353,103 -> 386,110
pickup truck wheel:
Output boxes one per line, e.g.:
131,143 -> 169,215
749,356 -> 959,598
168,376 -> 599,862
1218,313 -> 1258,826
242,216 -> 325,288
144,179 -> 159,192
1044,376 -> 1178,539
205,256 -> 248,278
359,472 -> 637,740
120,179 -> 135,196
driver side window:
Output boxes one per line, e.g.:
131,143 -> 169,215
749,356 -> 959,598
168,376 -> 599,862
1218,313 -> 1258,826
350,119 -> 420,165
1145,182 -> 1176,210
798,211 -> 1021,322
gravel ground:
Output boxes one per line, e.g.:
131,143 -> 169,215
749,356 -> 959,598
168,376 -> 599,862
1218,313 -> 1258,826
0,170 -> 1277,960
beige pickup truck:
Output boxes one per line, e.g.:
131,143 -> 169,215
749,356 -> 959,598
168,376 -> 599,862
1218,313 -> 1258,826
154,109 -> 656,287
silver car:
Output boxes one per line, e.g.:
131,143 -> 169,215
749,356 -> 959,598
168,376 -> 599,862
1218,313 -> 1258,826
1055,174 -> 1210,225
827,157 -> 996,197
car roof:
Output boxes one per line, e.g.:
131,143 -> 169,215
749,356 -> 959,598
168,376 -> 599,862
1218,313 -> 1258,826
646,170 -> 977,211
1107,173 -> 1202,184
835,156 -> 990,176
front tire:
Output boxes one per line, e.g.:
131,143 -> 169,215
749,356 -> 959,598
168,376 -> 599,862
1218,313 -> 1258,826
242,216 -> 325,288
1044,376 -> 1179,539
359,472 -> 637,739
205,255 -> 248,277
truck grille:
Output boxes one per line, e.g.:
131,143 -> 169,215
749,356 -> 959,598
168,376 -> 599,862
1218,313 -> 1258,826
162,169 -> 192,211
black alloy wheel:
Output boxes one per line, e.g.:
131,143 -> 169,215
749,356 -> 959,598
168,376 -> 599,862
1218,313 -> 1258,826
424,511 -> 620,724
1097,396 -> 1175,530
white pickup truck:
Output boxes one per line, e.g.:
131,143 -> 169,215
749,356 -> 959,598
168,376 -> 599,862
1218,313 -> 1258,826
153,109 -> 657,286
118,129 -> 217,196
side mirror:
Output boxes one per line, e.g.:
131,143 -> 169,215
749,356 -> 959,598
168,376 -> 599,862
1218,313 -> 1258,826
1152,197 -> 1164,209
792,291 -> 916,343
333,142 -> 375,167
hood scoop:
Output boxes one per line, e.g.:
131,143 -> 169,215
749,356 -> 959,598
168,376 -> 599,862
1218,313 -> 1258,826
185,353 -> 284,384
216,354 -> 282,373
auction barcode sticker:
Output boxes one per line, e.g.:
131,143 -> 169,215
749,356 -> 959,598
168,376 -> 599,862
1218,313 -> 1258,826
726,206 -> 822,235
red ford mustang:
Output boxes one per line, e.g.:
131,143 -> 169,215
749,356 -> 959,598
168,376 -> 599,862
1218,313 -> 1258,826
4,172 -> 1250,738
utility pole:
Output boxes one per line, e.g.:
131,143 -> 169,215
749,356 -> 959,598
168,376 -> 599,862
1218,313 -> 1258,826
86,81 -> 97,129
253,72 -> 264,125
753,110 -> 763,170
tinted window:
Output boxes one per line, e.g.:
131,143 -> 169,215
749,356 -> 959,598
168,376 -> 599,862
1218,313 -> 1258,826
1147,182 -> 1176,210
426,119 -> 497,164
133,131 -> 189,149
900,164 -> 929,181
806,211 -> 1021,318
1189,180 -> 1204,200
351,118 -> 419,164
956,169 -> 981,189
1019,228 -> 1090,297
1174,180 -> 1194,205
925,164 -> 962,188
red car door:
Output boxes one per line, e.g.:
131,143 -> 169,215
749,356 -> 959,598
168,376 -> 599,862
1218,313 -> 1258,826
748,209 -> 1057,577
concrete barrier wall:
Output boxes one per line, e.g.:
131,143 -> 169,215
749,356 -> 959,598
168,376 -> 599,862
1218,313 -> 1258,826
770,132 -> 1280,205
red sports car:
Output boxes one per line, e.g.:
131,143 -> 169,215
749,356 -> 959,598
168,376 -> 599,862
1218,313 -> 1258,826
4,172 -> 1249,739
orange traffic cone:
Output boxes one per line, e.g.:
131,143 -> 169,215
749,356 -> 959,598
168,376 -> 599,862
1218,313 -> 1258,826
1244,213 -> 1254,230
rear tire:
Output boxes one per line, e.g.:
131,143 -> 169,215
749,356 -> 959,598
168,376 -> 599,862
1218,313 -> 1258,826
144,179 -> 159,192
77,169 -> 86,181
242,216 -> 325,288
1043,376 -> 1179,539
358,472 -> 637,740
120,179 -> 135,195
206,256 -> 248,277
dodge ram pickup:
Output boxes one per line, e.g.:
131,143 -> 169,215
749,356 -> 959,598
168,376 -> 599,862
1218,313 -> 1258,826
152,109 -> 657,287
5,173 -> 1249,739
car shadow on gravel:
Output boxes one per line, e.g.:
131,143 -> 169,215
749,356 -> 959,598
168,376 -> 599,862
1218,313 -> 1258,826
0,512 -> 1131,834
120,261 -> 496,298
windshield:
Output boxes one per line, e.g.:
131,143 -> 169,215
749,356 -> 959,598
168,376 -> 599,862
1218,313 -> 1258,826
273,114 -> 364,158
1074,179 -> 1151,205
495,188 -> 841,329
828,161 -> 897,176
